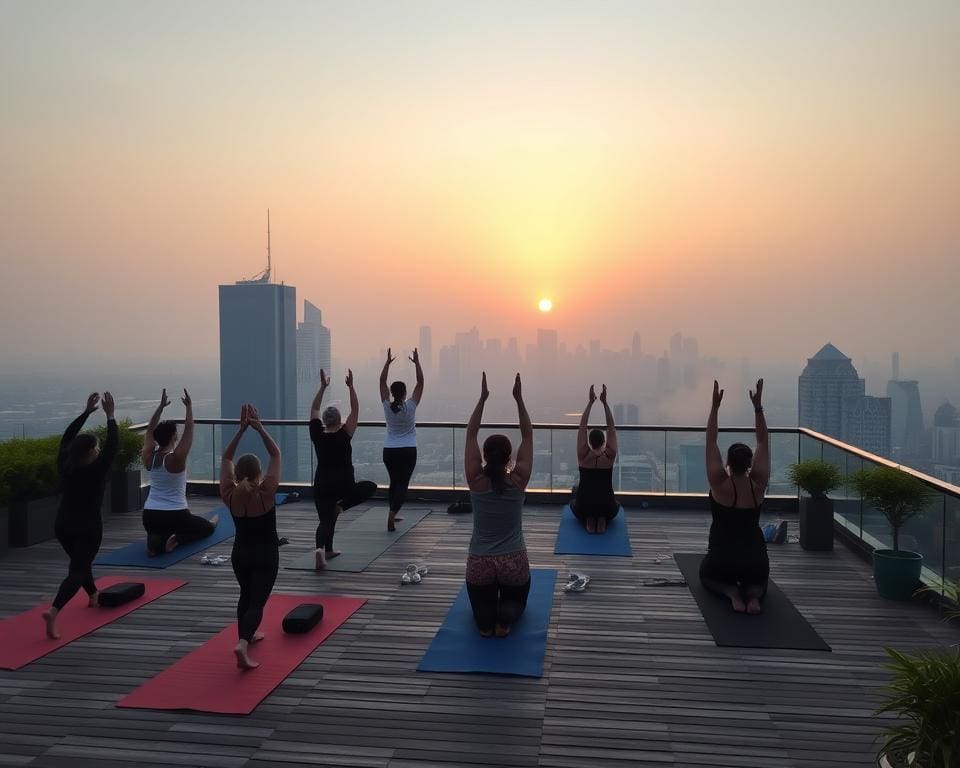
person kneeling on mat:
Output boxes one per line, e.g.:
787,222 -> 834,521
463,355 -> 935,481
463,372 -> 533,638
572,384 -> 619,533
141,389 -> 218,556
220,404 -> 282,670
700,379 -> 770,615
43,392 -> 119,640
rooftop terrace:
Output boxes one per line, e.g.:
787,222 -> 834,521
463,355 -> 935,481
2,497 -> 958,768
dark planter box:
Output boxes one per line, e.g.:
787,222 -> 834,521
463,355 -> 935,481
9,495 -> 59,547
102,470 -> 143,515
800,496 -> 834,551
0,507 -> 8,556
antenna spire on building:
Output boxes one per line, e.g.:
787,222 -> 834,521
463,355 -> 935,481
266,208 -> 272,283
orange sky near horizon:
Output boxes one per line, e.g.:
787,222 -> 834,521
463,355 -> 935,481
1,2 -> 958,372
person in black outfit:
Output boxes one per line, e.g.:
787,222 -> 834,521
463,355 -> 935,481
42,392 -> 118,640
571,384 -> 619,533
309,369 -> 377,570
700,379 -> 770,614
220,403 -> 282,670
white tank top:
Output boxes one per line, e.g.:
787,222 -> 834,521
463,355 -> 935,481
145,452 -> 188,510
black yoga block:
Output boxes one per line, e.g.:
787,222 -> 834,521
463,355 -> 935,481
98,582 -> 145,607
282,603 -> 324,634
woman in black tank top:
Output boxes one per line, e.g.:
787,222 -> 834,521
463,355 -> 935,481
220,404 -> 282,671
572,385 -> 619,533
701,379 -> 771,614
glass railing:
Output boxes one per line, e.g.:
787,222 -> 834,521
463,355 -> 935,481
132,419 -> 960,598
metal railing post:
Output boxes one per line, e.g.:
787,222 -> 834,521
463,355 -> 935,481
451,426 -> 456,492
663,430 -> 667,496
549,429 -> 553,493
211,423 -> 216,483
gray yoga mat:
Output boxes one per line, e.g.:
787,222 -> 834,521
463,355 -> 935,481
287,507 -> 431,572
674,553 -> 831,651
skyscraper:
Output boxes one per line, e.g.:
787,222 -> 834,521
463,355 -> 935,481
296,300 -> 331,478
631,332 -> 642,360
842,395 -> 891,457
419,325 -> 433,374
886,379 -> 924,459
219,280 -> 298,469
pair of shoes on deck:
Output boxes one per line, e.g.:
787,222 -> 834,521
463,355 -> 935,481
401,564 -> 429,585
200,553 -> 230,566
563,571 -> 591,593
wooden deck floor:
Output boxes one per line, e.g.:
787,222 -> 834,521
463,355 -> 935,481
1,499 -> 958,768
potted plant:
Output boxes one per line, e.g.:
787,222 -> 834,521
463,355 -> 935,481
96,420 -> 144,514
849,467 -> 934,601
788,459 -> 843,551
0,434 -> 61,547
875,581 -> 960,768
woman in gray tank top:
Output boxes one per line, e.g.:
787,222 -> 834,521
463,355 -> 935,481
463,372 -> 533,637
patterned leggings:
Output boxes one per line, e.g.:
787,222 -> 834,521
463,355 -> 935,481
465,549 -> 531,633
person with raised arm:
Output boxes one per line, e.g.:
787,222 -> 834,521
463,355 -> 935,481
463,372 -> 533,638
220,404 -> 282,670
699,379 -> 771,614
379,347 -> 424,531
140,388 -> 217,556
572,384 -> 620,533
42,392 -> 119,639
309,369 -> 377,569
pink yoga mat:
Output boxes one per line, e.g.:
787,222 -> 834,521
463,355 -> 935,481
118,594 -> 366,714
0,576 -> 187,670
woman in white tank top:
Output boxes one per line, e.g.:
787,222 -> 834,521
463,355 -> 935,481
379,347 -> 424,531
140,389 -> 217,556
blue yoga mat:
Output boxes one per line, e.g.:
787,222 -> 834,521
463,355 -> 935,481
96,494 -> 292,568
553,505 -> 632,556
418,568 -> 557,678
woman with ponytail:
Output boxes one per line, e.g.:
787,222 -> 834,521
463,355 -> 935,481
700,379 -> 771,614
42,392 -> 118,639
220,403 -> 282,670
379,347 -> 424,531
463,372 -> 533,637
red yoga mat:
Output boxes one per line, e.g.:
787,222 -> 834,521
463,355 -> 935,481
0,576 -> 187,670
118,594 -> 366,715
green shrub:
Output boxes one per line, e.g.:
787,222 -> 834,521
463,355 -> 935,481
0,435 -> 61,506
92,420 -> 144,473
787,459 -> 843,498
848,467 -> 935,552
877,646 -> 960,768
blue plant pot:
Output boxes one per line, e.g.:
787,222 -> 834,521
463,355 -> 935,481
872,549 -> 923,601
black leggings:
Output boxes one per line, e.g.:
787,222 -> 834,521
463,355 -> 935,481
314,480 -> 378,551
465,581 -> 531,634
699,550 -> 770,601
231,546 -> 279,642
53,527 -> 103,610
571,496 -> 619,523
142,508 -> 216,556
383,447 -> 417,513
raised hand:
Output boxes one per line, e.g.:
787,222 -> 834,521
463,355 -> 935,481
599,384 -> 608,404
409,347 -> 419,365
181,388 -> 192,408
247,404 -> 263,431
345,369 -> 354,389
512,373 -> 522,401
588,384 -> 596,404
159,388 -> 170,410
239,404 -> 249,429
385,348 -> 395,366
480,372 -> 489,402
320,369 -> 329,389
101,391 -> 115,418
85,392 -> 101,414
712,380 -> 724,410
749,378 -> 764,410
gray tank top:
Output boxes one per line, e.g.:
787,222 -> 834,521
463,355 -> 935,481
468,484 -> 525,556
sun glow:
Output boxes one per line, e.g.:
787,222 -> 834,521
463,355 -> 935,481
538,298 -> 553,313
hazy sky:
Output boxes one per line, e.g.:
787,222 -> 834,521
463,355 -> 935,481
2,1 -> 958,374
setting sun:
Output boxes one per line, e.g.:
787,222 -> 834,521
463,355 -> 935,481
538,298 -> 553,313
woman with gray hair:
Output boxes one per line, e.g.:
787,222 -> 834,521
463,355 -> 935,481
309,369 -> 376,569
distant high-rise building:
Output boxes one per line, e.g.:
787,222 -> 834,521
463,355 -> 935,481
891,351 -> 900,381
798,343 -> 865,439
631,332 -> 642,360
932,402 -> 960,466
296,300 -> 331,478
455,327 -> 482,377
613,403 -> 640,425
886,379 -> 924,458
219,280 -> 298,468
682,337 -> 699,363
799,342 -> 891,456
419,325 -> 433,374
670,332 -> 683,361
656,354 -> 671,397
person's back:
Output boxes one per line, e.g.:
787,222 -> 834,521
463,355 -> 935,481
708,476 -> 765,553
145,451 -> 187,510
384,399 -> 417,447
311,427 -> 353,487
469,481 -> 525,556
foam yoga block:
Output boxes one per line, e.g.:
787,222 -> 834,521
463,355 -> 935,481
97,582 -> 146,607
282,603 -> 325,634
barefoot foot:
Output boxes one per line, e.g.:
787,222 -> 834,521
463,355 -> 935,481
746,597 -> 762,615
209,513 -> 220,526
234,641 -> 259,670
585,517 -> 597,534
314,548 -> 327,570
251,631 -> 265,643
164,534 -> 179,554
325,550 -> 341,559
597,517 -> 608,534
42,609 -> 60,640
88,591 -> 99,608
730,594 -> 747,613
494,624 -> 512,638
